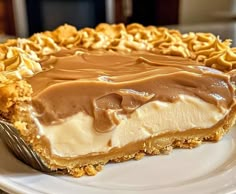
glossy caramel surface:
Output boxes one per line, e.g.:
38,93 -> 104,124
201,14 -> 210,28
27,49 -> 235,132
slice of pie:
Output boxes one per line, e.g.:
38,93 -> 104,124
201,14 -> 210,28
0,23 -> 236,177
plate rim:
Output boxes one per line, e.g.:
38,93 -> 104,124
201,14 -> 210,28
0,128 -> 236,194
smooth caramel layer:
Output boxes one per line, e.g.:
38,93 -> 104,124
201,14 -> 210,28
27,49 -> 235,133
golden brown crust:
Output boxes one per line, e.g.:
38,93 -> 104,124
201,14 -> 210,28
0,80 -> 32,117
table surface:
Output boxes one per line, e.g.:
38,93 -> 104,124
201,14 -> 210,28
0,21 -> 236,194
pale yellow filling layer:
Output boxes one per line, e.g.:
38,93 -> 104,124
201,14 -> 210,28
35,95 -> 228,157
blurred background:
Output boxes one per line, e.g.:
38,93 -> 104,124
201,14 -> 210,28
1,0 -> 236,37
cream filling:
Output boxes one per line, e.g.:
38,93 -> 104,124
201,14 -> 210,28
35,95 -> 228,157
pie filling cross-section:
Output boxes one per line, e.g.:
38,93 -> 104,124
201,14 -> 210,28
0,23 -> 236,177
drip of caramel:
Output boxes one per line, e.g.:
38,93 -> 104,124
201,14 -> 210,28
27,49 -> 235,132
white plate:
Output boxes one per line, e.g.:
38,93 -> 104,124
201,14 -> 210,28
1,127 -> 236,194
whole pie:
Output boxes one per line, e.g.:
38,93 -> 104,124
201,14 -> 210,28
0,23 -> 236,177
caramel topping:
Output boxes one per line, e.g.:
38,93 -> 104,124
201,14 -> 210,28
27,49 -> 235,133
44,23 -> 235,71
1,23 -> 236,85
